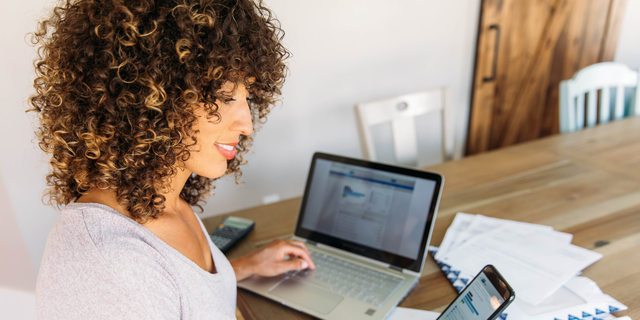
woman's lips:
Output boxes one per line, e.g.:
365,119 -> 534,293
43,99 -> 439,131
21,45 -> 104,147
214,142 -> 237,160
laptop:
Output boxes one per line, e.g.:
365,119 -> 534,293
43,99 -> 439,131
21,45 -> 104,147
238,152 -> 444,320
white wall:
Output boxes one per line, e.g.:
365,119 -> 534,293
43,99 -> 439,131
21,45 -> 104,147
0,287 -> 37,320
3,0 -> 639,291
0,172 -> 36,292
614,0 -> 640,69
0,0 -> 60,290
203,0 -> 481,217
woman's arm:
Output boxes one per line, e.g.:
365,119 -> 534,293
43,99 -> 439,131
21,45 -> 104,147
230,239 -> 316,282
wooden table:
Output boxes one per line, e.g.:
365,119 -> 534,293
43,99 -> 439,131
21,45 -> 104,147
202,116 -> 640,320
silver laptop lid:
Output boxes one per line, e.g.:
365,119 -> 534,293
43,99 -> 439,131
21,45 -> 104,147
294,152 -> 444,274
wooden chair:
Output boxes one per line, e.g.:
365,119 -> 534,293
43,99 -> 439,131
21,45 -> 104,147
559,62 -> 640,133
354,87 -> 455,167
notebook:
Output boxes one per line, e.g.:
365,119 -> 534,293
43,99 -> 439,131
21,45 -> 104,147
238,152 -> 444,320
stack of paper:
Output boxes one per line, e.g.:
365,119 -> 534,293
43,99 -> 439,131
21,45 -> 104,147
386,307 -> 632,320
430,213 -> 628,320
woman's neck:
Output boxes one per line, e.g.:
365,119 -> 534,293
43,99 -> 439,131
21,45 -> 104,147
162,166 -> 192,215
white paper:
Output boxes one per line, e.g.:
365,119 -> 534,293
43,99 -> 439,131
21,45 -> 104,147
448,214 -> 561,252
505,277 -> 628,320
432,215 -> 626,319
533,229 -> 574,244
434,212 -> 475,261
387,307 -> 440,320
440,225 -> 603,305
431,259 -> 628,320
464,215 -> 554,240
513,284 -> 586,315
435,213 -> 569,262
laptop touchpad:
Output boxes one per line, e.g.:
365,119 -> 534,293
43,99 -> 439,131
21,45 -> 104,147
270,277 -> 343,315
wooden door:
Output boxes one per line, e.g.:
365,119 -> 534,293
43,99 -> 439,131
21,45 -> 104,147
467,0 -> 627,155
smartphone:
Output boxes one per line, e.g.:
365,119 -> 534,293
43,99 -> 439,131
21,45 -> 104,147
437,265 -> 515,320
209,216 -> 255,253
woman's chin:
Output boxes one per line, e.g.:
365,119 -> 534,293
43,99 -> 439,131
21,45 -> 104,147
202,162 -> 230,180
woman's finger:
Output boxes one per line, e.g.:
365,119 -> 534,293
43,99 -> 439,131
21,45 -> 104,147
286,240 -> 307,249
275,258 -> 309,274
278,242 -> 315,269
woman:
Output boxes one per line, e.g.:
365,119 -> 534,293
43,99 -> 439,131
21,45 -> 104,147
29,0 -> 314,318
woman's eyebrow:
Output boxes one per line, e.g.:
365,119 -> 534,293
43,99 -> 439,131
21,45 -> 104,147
217,90 -> 235,97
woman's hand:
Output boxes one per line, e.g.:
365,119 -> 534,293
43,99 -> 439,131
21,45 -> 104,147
230,239 -> 316,282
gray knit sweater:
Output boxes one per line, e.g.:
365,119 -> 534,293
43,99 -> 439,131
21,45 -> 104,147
36,202 -> 237,320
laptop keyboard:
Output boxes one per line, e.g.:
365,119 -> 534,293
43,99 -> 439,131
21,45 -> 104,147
284,249 -> 405,307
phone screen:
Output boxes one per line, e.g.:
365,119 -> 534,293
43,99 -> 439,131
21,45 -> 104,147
437,266 -> 513,320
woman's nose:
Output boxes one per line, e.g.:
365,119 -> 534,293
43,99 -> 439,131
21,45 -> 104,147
233,99 -> 254,137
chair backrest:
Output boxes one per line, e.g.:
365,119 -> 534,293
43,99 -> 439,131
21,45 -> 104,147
559,62 -> 640,133
354,87 -> 455,167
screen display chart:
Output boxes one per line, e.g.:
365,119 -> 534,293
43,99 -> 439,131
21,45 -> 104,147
439,273 -> 505,320
300,159 -> 436,260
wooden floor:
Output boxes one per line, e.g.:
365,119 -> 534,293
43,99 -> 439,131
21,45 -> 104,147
203,116 -> 640,320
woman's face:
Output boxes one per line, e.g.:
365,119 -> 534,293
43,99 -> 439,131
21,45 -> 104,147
183,81 -> 253,179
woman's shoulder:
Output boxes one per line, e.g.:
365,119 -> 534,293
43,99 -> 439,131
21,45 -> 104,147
37,203 -> 182,318
47,202 -> 177,270
52,203 -> 154,249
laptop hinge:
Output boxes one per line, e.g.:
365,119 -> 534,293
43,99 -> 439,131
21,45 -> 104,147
389,265 -> 402,272
306,240 -> 318,246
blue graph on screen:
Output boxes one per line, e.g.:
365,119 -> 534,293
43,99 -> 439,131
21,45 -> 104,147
342,186 -> 366,198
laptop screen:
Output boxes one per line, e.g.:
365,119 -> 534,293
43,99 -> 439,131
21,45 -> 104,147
295,152 -> 443,273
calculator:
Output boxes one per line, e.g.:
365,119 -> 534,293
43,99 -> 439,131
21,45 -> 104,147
209,216 -> 255,253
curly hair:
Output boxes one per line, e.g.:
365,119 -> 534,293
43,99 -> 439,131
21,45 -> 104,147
29,0 -> 289,222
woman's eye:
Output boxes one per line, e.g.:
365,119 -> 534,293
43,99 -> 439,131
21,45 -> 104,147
223,98 -> 236,104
